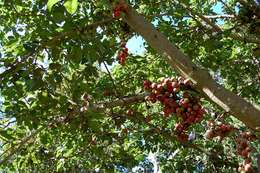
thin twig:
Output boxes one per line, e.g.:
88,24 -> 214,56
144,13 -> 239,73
102,62 -> 121,97
175,0 -> 260,44
218,0 -> 237,16
203,15 -> 235,19
149,12 -> 234,19
2,120 -> 16,129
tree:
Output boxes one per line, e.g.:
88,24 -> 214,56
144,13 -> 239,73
0,0 -> 259,172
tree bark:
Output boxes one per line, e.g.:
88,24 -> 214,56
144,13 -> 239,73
122,6 -> 260,130
92,93 -> 147,112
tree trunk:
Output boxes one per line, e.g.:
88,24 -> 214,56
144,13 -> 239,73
122,6 -> 260,130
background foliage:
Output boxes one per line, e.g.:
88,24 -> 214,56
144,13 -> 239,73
0,0 -> 259,172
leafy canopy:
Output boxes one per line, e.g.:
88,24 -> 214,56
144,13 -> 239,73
0,0 -> 259,172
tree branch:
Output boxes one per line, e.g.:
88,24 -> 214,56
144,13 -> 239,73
0,93 -> 147,164
177,1 -> 260,44
203,15 -> 235,19
102,62 -> 121,97
91,93 -> 148,112
150,12 -> 235,19
121,3 -> 260,130
116,111 -> 238,168
42,17 -> 114,48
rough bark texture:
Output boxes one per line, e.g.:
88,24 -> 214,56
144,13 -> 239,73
122,6 -> 260,130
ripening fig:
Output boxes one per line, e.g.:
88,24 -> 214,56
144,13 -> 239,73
173,87 -> 180,92
244,163 -> 253,172
154,89 -> 161,95
175,123 -> 184,132
192,104 -> 200,111
177,76 -> 183,82
170,77 -> 177,81
167,84 -> 173,92
120,42 -> 126,47
216,121 -> 222,126
177,133 -> 188,143
150,97 -> 157,103
240,140 -> 248,148
113,3 -> 128,18
145,115 -> 152,123
238,166 -> 243,172
184,79 -> 192,86
171,101 -> 178,108
182,91 -> 189,98
164,91 -> 170,97
113,10 -> 121,18
186,116 -> 195,123
143,80 -> 151,90
207,120 -> 214,127
163,107 -> 171,116
171,81 -> 179,88
243,159 -> 251,165
205,129 -> 214,139
176,107 -> 183,114
157,84 -> 163,91
126,109 -> 134,116
187,107 -> 193,112
241,149 -> 249,158
163,98 -> 170,105
183,98 -> 189,103
151,83 -> 157,89
145,96 -> 150,100
163,78 -> 170,84
182,103 -> 189,109
90,139 -> 97,145
122,128 -> 128,134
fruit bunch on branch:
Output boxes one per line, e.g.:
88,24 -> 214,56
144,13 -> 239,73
205,120 -> 257,173
143,77 -> 205,142
205,121 -> 235,140
113,3 -> 128,18
236,131 -> 257,173
117,42 -> 128,65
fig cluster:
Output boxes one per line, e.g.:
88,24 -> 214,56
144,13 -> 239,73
143,77 -> 204,142
238,159 -> 254,173
236,132 -> 256,173
236,132 -> 256,158
113,3 -> 128,18
205,121 -> 257,173
117,42 -> 128,65
205,121 -> 234,139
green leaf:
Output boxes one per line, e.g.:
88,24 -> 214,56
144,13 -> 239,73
49,63 -> 62,70
47,0 -> 60,11
56,159 -> 64,171
40,133 -> 49,145
0,129 -> 15,140
64,149 -> 73,157
64,0 -> 78,14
